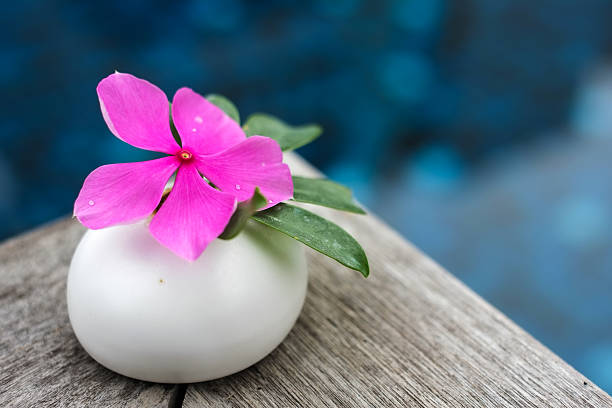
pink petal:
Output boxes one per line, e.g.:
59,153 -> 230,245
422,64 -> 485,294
171,87 -> 246,155
150,163 -> 237,261
196,136 -> 293,209
97,72 -> 181,154
74,156 -> 180,229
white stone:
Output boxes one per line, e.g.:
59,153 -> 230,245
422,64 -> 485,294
67,220 -> 307,383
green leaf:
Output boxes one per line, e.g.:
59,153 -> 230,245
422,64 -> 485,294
169,102 -> 181,145
206,94 -> 240,124
252,203 -> 369,277
291,176 -> 366,214
219,188 -> 267,240
243,113 -> 321,151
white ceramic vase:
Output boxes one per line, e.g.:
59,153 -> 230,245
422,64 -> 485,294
67,220 -> 307,383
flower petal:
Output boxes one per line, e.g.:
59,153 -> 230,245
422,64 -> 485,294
97,72 -> 180,154
150,163 -> 237,261
197,136 -> 293,208
74,156 -> 180,229
171,87 -> 246,155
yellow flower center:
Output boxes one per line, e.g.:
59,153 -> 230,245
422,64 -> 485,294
177,149 -> 193,161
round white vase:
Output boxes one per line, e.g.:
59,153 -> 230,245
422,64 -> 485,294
67,220 -> 307,383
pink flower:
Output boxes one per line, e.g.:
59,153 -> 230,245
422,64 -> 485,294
74,73 -> 293,260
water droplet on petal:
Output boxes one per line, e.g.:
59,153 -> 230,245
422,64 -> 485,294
192,128 -> 197,132
261,162 -> 266,167
194,116 -> 203,123
268,199 -> 274,203
235,184 -> 241,190
88,200 -> 95,206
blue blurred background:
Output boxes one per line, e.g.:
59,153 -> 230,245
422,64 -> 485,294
2,0 -> 612,391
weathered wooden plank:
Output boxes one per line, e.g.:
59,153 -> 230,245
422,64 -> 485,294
1,154 -> 611,407
0,219 -> 178,407
184,154 -> 612,407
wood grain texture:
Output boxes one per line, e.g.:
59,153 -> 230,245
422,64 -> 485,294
0,219 -> 177,407
184,153 -> 612,407
1,153 -> 611,407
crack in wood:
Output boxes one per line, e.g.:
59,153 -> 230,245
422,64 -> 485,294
168,384 -> 188,408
